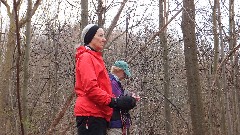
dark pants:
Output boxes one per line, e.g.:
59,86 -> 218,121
76,116 -> 108,135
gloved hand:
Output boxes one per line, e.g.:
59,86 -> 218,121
109,96 -> 136,110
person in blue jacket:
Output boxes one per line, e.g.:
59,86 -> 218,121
107,60 -> 140,135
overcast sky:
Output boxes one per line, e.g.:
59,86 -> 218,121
0,0 -> 239,39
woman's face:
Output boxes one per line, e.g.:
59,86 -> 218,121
89,28 -> 106,51
117,70 -> 127,81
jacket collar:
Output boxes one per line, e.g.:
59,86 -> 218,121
75,45 -> 102,60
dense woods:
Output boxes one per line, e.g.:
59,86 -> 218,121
0,0 -> 239,135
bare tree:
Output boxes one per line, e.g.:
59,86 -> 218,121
105,0 -> 128,43
217,0 -> 227,134
22,0 -> 33,134
0,0 -> 42,134
229,0 -> 239,134
181,0 -> 206,135
0,2 -> 2,64
159,0 -> 172,135
209,0 -> 228,134
1,0 -> 240,134
97,0 -> 105,27
13,0 -> 24,134
81,0 -> 88,33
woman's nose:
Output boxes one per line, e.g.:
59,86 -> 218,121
102,37 -> 106,42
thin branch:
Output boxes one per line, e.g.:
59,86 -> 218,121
0,0 -> 12,18
105,0 -> 128,42
141,86 -> 190,134
16,0 -> 22,9
104,20 -> 142,50
45,91 -> 76,135
127,7 -> 183,63
154,86 -> 189,133
19,0 -> 42,28
212,43 -> 240,87
105,0 -> 115,12
29,79 -> 49,117
59,119 -> 75,135
13,0 -> 24,134
66,0 -> 76,7
0,0 -> 7,7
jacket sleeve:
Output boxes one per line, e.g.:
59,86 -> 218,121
76,53 -> 112,106
111,80 -> 122,97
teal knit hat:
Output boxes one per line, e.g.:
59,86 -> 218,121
114,61 -> 131,77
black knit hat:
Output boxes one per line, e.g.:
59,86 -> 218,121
81,24 -> 100,45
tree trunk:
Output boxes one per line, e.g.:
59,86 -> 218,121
0,1 -> 42,134
210,0 -> 221,134
159,0 -> 172,135
235,51 -> 240,135
0,2 -> 2,65
22,0 -> 33,134
0,16 -> 16,134
217,0 -> 227,134
13,0 -> 25,134
181,0 -> 206,135
105,0 -> 128,43
81,0 -> 88,32
97,0 -> 105,27
229,1 -> 239,135
227,0 -> 234,134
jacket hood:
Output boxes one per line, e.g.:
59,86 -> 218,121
75,46 -> 87,60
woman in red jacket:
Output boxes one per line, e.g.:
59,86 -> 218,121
74,24 -> 136,135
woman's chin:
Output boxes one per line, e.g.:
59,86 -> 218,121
98,47 -> 104,51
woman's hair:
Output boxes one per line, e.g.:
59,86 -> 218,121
110,66 -> 123,74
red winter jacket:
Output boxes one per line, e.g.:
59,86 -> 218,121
74,46 -> 113,121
